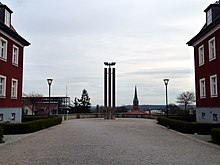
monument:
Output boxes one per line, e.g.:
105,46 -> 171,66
104,62 -> 116,119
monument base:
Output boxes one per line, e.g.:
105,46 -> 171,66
104,107 -> 115,120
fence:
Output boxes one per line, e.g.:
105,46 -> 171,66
61,113 -> 159,120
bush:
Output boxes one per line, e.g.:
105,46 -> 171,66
211,127 -> 220,144
169,115 -> 196,122
157,116 -> 196,133
0,125 -> 3,143
1,116 -> 62,135
157,117 -> 220,134
22,115 -> 54,122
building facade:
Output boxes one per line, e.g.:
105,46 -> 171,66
22,97 -> 71,115
187,1 -> 220,123
0,3 -> 30,123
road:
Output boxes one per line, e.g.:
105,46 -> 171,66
0,118 -> 220,165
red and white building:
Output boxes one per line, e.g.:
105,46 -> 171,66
187,1 -> 220,123
0,3 -> 30,123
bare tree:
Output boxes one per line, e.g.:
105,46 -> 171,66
23,92 -> 43,115
176,91 -> 195,111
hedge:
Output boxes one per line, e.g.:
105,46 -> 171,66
211,127 -> 220,144
22,115 -> 55,122
1,116 -> 62,135
157,116 -> 220,134
0,125 -> 3,143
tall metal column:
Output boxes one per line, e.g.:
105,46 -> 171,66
112,68 -> 115,108
104,68 -> 107,108
108,67 -> 111,108
104,62 -> 116,119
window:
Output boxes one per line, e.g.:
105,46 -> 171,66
210,75 -> 218,97
0,37 -> 7,61
202,113 -> 206,119
12,45 -> 19,65
5,10 -> 10,27
0,114 -> 3,121
11,113 -> 15,120
198,45 -> 204,66
0,75 -> 6,97
11,79 -> 18,98
209,37 -> 216,61
199,78 -> 206,98
213,114 -> 218,121
207,9 -> 212,25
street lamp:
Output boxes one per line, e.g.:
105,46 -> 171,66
47,78 -> 53,115
163,79 -> 169,118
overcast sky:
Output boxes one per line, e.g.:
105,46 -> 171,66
2,0 -> 215,106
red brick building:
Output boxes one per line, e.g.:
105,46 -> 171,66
0,3 -> 30,123
187,1 -> 220,123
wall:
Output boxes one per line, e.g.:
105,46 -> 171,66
197,107 -> 220,123
0,32 -> 24,108
0,108 -> 22,123
194,29 -> 220,107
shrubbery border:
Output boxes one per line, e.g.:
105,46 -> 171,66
157,116 -> 220,134
211,127 -> 220,144
22,115 -> 50,122
1,116 -> 62,135
0,125 -> 3,143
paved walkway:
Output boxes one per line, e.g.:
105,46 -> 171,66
1,118 -> 220,165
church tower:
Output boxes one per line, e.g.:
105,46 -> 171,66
133,86 -> 139,110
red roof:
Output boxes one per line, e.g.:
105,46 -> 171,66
127,109 -> 146,115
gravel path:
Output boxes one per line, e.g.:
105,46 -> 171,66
0,118 -> 220,165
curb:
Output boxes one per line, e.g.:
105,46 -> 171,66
157,123 -> 220,150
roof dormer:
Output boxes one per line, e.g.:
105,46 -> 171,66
204,1 -> 220,26
0,2 -> 13,27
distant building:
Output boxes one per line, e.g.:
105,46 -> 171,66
127,86 -> 145,114
0,3 -> 30,123
187,1 -> 220,123
22,97 -> 71,115
133,86 -> 139,110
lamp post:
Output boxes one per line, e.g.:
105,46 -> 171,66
47,78 -> 53,116
163,79 -> 169,118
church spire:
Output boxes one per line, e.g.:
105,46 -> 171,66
133,86 -> 139,110
134,85 -> 138,100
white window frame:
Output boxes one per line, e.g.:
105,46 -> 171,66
0,113 -> 4,121
0,37 -> 7,61
11,113 -> 15,120
0,75 -> 6,97
11,79 -> 18,99
199,78 -> 206,98
198,45 -> 205,66
12,45 -> 19,66
213,114 -> 218,121
0,114 -> 3,121
209,37 -> 216,61
210,74 -> 218,98
207,9 -> 212,25
5,10 -> 10,27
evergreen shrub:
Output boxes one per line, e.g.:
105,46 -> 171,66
211,127 -> 220,144
157,117 -> 220,134
0,125 -> 3,143
22,115 -> 50,122
1,116 -> 62,135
